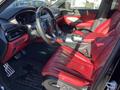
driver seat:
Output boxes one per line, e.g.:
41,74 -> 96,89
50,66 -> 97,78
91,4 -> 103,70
42,19 -> 120,89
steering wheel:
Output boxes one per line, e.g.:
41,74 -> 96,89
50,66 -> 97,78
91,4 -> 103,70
36,6 -> 58,44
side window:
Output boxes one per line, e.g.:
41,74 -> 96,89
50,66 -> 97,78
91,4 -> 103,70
69,0 -> 102,10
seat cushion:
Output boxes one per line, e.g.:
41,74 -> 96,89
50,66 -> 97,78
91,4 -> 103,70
42,46 -> 94,87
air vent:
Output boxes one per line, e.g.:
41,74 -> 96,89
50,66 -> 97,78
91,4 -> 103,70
5,26 -> 27,42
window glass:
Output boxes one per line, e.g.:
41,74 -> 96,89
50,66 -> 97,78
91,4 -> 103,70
69,0 -> 102,9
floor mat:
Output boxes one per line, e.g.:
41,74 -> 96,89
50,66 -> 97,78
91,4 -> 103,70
0,42 -> 60,90
15,65 -> 45,90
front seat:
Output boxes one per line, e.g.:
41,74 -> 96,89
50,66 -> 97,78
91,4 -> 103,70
41,18 -> 120,90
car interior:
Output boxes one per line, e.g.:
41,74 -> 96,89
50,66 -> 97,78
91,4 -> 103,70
0,0 -> 120,90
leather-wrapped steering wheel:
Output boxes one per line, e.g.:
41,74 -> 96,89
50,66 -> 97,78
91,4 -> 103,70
36,6 -> 58,44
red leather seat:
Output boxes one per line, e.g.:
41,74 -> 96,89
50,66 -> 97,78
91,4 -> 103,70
42,46 -> 93,87
72,6 -> 120,43
42,25 -> 120,88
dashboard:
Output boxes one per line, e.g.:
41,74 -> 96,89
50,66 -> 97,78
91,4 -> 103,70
0,6 -> 60,63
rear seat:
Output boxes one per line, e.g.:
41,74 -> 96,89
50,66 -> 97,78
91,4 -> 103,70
42,7 -> 120,90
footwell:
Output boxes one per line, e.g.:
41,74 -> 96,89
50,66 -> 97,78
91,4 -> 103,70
15,65 -> 45,90
0,42 -> 60,90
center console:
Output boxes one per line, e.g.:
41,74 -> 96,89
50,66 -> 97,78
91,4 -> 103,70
60,34 -> 91,57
